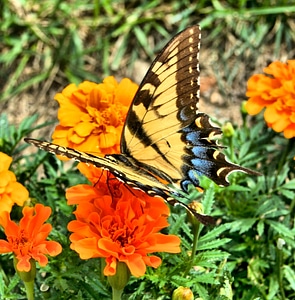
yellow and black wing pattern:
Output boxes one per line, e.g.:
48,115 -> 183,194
25,25 -> 258,225
121,25 -> 257,192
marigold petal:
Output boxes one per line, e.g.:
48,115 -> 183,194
4,216 -> 20,236
124,254 -> 147,277
33,224 -> 53,244
16,255 -> 32,272
55,89 -> 87,126
147,234 -> 181,253
246,74 -> 278,97
9,182 -> 29,206
263,61 -> 289,79
121,245 -> 136,255
116,78 -> 138,106
58,109 -> 85,127
104,256 -> 117,276
78,81 -> 100,96
68,133 -> 85,145
52,125 -> 68,141
21,205 -> 52,236
89,85 -> 112,108
98,130 -> 118,149
245,97 -> 266,115
98,239 -> 120,257
0,240 -> 12,253
264,105 -> 280,123
0,170 -> 16,186
33,252 -> 49,267
0,152 -> 12,172
45,241 -> 62,256
55,83 -> 77,99
143,255 -> 162,268
284,123 -> 295,138
68,220 -> 96,239
74,122 -> 95,137
270,117 -> 290,133
79,135 -> 102,154
103,76 -> 118,87
0,196 -> 15,220
72,237 -> 101,259
77,163 -> 104,183
66,184 -> 104,205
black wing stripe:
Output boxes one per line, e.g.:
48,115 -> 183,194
120,26 -> 201,183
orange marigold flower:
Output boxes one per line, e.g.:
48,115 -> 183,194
77,162 -> 103,185
0,204 -> 62,272
66,174 -> 181,277
52,76 -> 138,155
245,60 -> 295,139
0,152 -> 29,221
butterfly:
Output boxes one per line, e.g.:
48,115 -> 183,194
25,25 -> 259,225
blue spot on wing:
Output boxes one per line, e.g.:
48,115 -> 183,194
181,153 -> 215,191
191,146 -> 210,157
185,131 -> 202,145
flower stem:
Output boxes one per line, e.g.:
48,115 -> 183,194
107,262 -> 130,300
276,246 -> 286,300
14,257 -> 36,300
112,287 -> 123,300
184,222 -> 201,277
24,280 -> 34,300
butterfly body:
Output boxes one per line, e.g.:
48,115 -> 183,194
25,25 -> 259,225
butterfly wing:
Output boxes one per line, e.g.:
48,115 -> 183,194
24,138 -> 215,225
121,25 -> 258,192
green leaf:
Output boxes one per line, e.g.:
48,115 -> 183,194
280,188 -> 295,200
267,274 -> 279,299
257,220 -> 265,236
196,250 -> 230,267
281,179 -> 295,190
199,223 -> 231,244
197,238 -> 231,251
202,184 -> 215,215
228,219 -> 257,234
239,140 -> 251,158
266,220 -> 293,238
283,265 -> 295,291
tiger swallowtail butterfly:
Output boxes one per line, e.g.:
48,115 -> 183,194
25,25 -> 259,225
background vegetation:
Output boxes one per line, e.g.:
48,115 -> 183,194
1,0 -> 295,299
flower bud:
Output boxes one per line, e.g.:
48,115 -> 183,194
222,122 -> 235,137
277,238 -> 286,250
172,286 -> 194,300
14,257 -> 36,283
107,261 -> 130,291
188,201 -> 204,227
240,100 -> 248,115
189,201 -> 203,214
